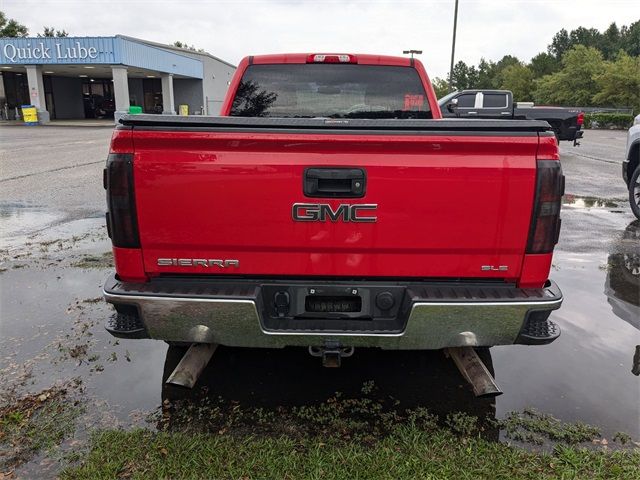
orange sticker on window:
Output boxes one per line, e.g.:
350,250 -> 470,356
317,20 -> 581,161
403,94 -> 424,110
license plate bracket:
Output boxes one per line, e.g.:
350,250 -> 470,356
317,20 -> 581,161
304,295 -> 362,313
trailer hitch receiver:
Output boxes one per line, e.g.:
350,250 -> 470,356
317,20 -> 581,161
309,341 -> 354,368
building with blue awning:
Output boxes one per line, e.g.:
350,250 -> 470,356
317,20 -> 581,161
0,35 -> 235,122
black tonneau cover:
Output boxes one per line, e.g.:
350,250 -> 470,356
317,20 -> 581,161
118,114 -> 553,135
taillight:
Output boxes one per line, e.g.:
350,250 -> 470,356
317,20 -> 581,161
527,160 -> 564,254
104,153 -> 140,248
306,54 -> 357,64
577,112 -> 584,126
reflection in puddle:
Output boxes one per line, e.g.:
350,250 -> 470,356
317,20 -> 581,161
604,220 -> 640,375
563,194 -> 622,209
0,202 -> 63,248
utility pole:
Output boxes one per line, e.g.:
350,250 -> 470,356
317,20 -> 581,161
403,49 -> 422,59
448,0 -> 459,89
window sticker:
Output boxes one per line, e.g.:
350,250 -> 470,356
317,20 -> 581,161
403,94 -> 424,111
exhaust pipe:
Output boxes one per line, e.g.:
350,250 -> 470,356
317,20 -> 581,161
166,343 -> 217,388
446,347 -> 502,398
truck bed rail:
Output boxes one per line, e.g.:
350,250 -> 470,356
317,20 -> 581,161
118,114 -> 553,134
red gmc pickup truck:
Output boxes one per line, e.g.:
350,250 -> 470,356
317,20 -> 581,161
103,53 -> 564,362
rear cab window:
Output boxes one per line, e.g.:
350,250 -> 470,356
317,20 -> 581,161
482,93 -> 508,108
230,64 -> 432,119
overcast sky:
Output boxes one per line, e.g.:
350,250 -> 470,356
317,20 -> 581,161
1,0 -> 638,78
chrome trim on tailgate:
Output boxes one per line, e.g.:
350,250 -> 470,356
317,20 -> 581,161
103,274 -> 562,349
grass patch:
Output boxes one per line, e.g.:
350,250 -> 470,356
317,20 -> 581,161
60,392 -> 640,479
152,392 -> 619,448
71,252 -> 113,269
155,392 -> 462,442
60,426 -> 640,480
501,408 -> 601,445
0,387 -> 83,471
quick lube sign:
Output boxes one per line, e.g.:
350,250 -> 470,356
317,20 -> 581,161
3,42 -> 98,62
0,37 -> 118,64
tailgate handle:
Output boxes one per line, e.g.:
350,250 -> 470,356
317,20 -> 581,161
304,168 -> 366,198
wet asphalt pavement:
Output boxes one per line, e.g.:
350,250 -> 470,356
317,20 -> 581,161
0,126 -> 639,474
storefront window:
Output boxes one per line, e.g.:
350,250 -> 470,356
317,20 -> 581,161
1,72 -> 29,120
82,79 -> 115,118
142,78 -> 163,114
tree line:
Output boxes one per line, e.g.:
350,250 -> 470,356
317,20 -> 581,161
432,21 -> 640,112
0,11 -> 68,37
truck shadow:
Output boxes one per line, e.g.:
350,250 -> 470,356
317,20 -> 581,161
160,345 -> 499,440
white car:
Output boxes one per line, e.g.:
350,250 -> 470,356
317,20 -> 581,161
624,114 -> 640,219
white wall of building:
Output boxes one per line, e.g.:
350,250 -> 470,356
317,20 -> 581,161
153,46 -> 236,115
198,55 -> 236,115
173,78 -> 202,114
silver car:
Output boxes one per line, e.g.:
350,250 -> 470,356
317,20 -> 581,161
624,114 -> 640,219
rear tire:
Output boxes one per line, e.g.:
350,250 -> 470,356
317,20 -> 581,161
630,165 -> 640,220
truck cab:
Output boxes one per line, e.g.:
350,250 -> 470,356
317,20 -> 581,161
440,89 -> 584,144
439,89 -> 515,119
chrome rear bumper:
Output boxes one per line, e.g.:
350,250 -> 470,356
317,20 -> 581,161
103,274 -> 563,349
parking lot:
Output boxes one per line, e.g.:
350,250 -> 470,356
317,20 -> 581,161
0,126 -> 638,476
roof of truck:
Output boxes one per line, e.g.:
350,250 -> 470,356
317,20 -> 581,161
246,53 -> 415,67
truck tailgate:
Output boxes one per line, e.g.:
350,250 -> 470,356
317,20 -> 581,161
127,119 -> 542,281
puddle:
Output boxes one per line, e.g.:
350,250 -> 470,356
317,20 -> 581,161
558,197 -> 636,254
562,194 -> 626,210
1,213 -> 639,476
493,253 -> 640,439
0,203 -> 64,250
0,212 -> 107,266
0,202 -> 105,254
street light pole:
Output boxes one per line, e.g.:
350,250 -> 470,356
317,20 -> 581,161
448,0 -> 459,89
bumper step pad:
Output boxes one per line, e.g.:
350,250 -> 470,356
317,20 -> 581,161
105,312 -> 148,339
518,316 -> 560,345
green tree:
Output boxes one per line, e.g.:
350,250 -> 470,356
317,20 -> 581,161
492,55 -> 522,88
494,55 -> 520,71
0,11 -> 28,37
593,51 -> 640,113
475,58 -> 497,88
548,28 -> 571,59
173,41 -> 205,53
499,63 -> 534,101
621,20 -> 640,56
569,26 -> 602,50
545,22 -> 639,59
431,77 -> 451,99
449,61 -> 478,90
534,45 -> 605,106
529,52 -> 560,78
601,22 -> 621,59
38,27 -> 69,37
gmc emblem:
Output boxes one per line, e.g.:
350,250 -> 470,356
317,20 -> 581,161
292,203 -> 377,223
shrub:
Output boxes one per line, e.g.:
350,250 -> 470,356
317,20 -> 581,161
583,112 -> 634,129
